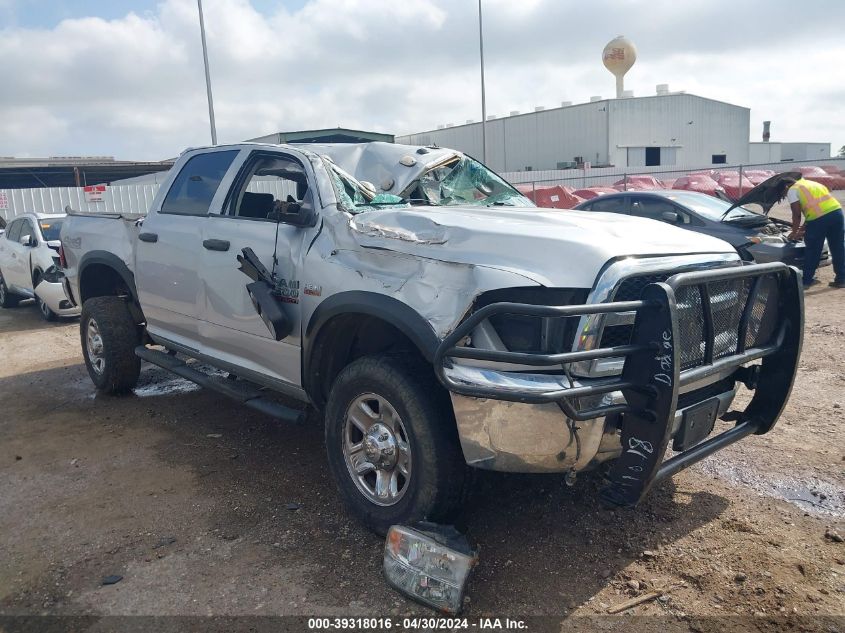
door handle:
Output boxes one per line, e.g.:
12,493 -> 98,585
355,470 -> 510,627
138,232 -> 158,243
203,239 -> 230,252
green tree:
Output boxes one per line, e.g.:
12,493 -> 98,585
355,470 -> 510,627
839,145 -> 845,158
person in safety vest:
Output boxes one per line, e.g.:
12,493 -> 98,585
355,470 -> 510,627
779,176 -> 844,289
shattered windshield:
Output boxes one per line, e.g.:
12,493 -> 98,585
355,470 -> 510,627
408,156 -> 533,208
325,159 -> 407,215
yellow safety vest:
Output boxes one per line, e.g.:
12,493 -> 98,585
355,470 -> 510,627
790,178 -> 840,221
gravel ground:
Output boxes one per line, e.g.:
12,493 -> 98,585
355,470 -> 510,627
1,199 -> 844,631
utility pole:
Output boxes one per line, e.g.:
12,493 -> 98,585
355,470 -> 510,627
478,0 -> 487,164
197,0 -> 218,145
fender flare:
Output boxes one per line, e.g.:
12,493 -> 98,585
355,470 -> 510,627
302,291 -> 441,401
78,250 -> 138,304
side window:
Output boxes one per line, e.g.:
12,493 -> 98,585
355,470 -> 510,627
631,198 -> 681,222
19,219 -> 35,242
6,219 -> 22,242
229,154 -> 310,221
160,150 -> 239,216
590,197 -> 628,214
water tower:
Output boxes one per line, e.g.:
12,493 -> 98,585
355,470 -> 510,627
602,35 -> 637,99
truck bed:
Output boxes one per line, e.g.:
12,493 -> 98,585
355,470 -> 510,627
61,210 -> 143,302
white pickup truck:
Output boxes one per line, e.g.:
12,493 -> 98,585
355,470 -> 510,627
61,142 -> 803,534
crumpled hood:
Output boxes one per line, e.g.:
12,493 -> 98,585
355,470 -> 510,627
350,205 -> 736,287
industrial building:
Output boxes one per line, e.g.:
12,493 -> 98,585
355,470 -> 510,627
749,141 -> 832,163
396,88 -> 752,173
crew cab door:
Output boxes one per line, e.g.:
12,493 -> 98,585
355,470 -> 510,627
135,149 -> 239,349
198,150 -> 314,387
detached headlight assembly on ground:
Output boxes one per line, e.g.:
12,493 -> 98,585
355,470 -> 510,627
383,523 -> 478,614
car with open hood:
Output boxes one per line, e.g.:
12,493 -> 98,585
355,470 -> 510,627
575,184 -> 829,268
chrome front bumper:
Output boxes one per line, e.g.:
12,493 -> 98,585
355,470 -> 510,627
447,372 -> 737,474
435,262 -> 803,506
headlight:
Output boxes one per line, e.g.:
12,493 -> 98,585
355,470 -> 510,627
383,523 -> 477,613
471,287 -> 588,354
746,234 -> 786,245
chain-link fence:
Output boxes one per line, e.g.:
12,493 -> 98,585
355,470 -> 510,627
501,157 -> 845,198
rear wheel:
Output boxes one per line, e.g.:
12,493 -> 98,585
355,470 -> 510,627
0,274 -> 21,308
325,355 -> 467,535
80,296 -> 142,393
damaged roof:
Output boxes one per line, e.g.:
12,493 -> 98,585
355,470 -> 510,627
306,142 -> 460,195
245,128 -> 395,145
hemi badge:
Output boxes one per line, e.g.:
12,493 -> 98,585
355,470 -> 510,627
304,284 -> 322,297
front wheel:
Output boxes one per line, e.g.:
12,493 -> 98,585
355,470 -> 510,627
80,296 -> 142,394
325,355 -> 467,535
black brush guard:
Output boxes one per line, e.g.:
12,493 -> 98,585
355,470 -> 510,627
433,262 -> 804,506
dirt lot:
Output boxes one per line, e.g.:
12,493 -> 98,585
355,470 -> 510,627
1,201 -> 844,631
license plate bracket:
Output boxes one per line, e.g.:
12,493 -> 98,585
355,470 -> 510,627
673,397 -> 719,452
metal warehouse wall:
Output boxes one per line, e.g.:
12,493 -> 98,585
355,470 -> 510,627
0,179 -> 298,223
750,142 -> 833,164
397,94 -> 749,173
749,143 -> 782,163
397,101 -> 608,173
0,185 -> 161,222
779,143 -> 832,162
607,94 -> 749,168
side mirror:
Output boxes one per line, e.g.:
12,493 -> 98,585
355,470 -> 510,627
19,233 -> 35,247
660,211 -> 681,224
268,200 -> 317,228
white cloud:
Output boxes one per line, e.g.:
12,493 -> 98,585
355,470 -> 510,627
0,0 -> 842,160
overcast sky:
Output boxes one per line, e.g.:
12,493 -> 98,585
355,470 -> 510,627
1,0 -> 842,161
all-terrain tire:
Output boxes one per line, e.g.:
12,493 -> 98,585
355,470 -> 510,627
0,273 -> 21,308
325,355 -> 467,535
80,296 -> 142,394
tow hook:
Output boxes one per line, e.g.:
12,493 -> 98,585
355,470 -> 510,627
734,364 -> 761,390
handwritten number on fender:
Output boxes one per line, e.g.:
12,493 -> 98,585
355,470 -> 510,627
626,437 -> 654,461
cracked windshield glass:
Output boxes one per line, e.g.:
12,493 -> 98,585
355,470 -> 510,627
328,155 -> 533,213
411,156 -> 533,207
327,161 -> 405,214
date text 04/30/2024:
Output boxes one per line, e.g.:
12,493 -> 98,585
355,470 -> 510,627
307,617 -> 527,630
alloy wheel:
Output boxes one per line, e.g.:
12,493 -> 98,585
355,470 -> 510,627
342,393 -> 412,506
86,317 -> 106,374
